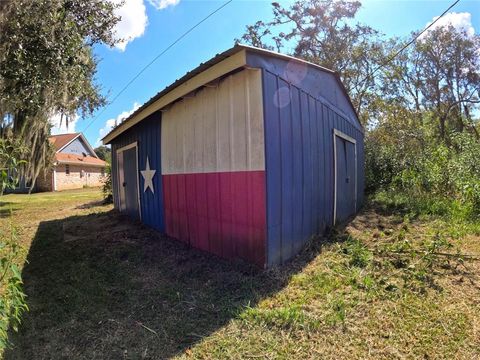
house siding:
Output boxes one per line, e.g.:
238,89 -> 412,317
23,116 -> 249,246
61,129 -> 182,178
54,164 -> 105,191
262,69 -> 364,266
246,52 -> 361,131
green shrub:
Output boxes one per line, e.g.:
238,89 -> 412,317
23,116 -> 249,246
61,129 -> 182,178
342,237 -> 372,268
0,139 -> 26,195
0,223 -> 28,349
0,140 -> 28,350
102,164 -> 113,204
366,128 -> 480,220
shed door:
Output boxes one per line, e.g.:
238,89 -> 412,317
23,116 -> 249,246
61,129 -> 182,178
334,131 -> 356,224
118,145 -> 140,220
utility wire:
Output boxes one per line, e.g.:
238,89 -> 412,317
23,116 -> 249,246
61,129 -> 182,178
82,0 -> 233,133
362,0 -> 460,84
85,0 -> 459,132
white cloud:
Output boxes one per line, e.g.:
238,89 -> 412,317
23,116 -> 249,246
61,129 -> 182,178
110,0 -> 180,51
50,113 -> 79,135
421,12 -> 475,38
96,102 -> 141,146
147,0 -> 180,10
112,0 -> 148,51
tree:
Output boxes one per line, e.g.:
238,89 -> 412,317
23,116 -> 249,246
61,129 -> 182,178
237,0 -> 386,124
382,26 -> 480,143
94,145 -> 111,163
0,0 -> 120,190
367,25 -> 480,212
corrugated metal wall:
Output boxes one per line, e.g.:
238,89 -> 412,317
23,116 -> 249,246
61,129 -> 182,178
263,69 -> 365,266
111,112 -> 165,232
109,49 -> 365,268
161,69 -> 266,266
247,52 -> 361,131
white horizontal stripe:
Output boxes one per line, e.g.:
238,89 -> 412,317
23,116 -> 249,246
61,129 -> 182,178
162,69 -> 265,175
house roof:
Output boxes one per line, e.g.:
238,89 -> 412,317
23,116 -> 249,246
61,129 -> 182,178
102,44 -> 361,144
49,132 -> 99,158
55,153 -> 106,167
49,133 -> 80,151
49,132 -> 105,167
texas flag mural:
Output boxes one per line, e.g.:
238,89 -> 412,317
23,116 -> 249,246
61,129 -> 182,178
106,45 -> 365,268
161,69 -> 266,266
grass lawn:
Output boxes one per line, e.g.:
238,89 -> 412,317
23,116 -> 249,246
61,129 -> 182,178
0,188 -> 479,359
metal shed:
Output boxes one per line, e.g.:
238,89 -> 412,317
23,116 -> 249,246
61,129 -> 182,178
103,44 -> 364,267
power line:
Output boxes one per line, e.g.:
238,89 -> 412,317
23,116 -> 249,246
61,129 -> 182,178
82,0 -> 233,133
85,0 -> 460,132
362,0 -> 460,84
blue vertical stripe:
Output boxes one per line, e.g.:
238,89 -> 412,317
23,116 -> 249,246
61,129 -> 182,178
111,112 -> 165,232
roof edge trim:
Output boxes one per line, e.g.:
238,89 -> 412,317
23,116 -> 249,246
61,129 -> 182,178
56,160 -> 106,167
102,44 -> 364,144
103,49 -> 247,144
56,133 -> 81,153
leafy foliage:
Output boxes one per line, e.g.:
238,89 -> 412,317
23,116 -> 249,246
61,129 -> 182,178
0,145 -> 28,350
0,138 -> 27,195
382,27 -> 480,142
94,146 -> 111,163
102,163 -> 113,204
0,223 -> 28,350
366,118 -> 480,218
237,0 -> 386,124
366,22 -> 480,218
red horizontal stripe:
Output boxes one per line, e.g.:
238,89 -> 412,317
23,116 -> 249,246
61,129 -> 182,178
162,171 -> 266,267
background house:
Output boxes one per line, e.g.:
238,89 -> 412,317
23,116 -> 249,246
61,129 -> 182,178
38,133 -> 106,191
11,133 -> 106,193
103,45 -> 365,267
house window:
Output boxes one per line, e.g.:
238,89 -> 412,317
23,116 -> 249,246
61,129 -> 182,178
101,167 -> 105,176
80,169 -> 85,178
65,164 -> 70,175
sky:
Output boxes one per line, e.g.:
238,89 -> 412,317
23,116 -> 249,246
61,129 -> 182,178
49,0 -> 480,147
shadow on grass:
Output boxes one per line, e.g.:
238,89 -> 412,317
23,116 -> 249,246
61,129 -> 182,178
0,208 -> 19,218
74,199 -> 109,210
4,210 -> 339,359
0,202 -> 19,218
367,197 -> 412,218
